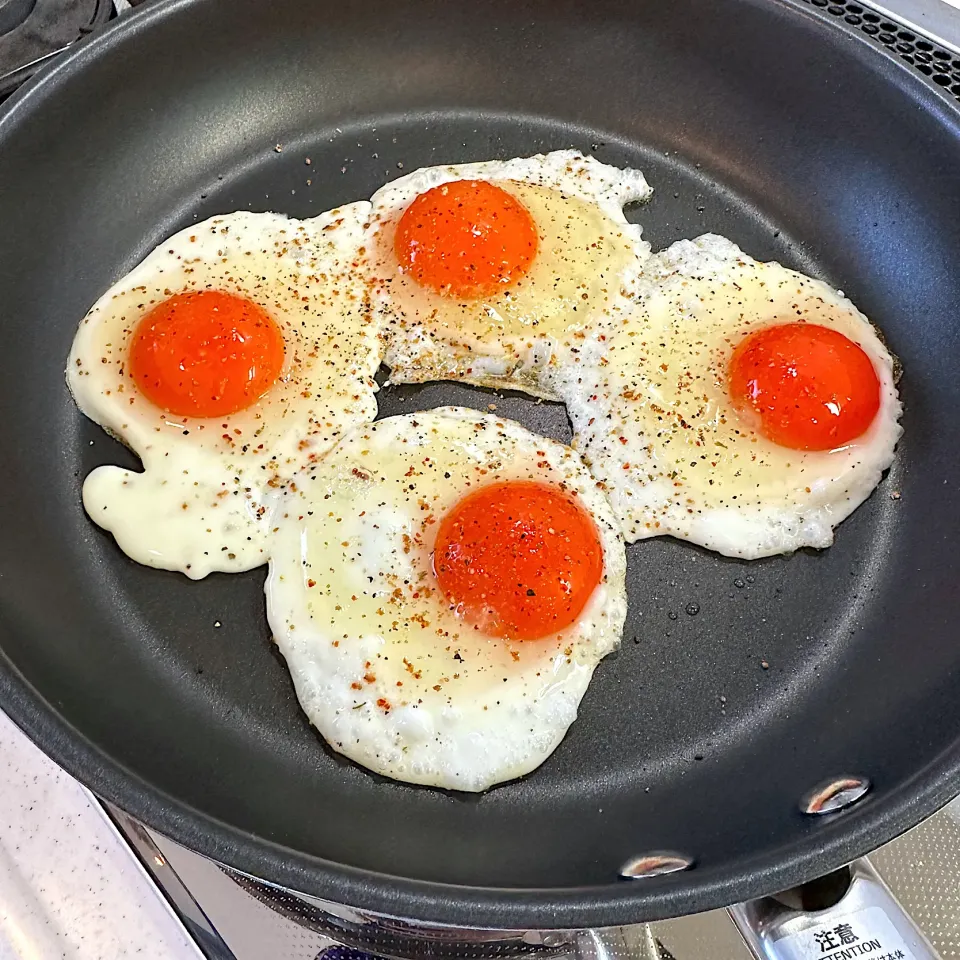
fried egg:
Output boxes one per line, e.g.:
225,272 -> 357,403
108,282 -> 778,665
550,235 -> 902,559
67,205 -> 380,578
369,150 -> 652,399
265,407 -> 627,791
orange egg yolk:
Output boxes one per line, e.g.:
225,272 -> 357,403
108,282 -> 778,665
432,480 -> 604,642
393,180 -> 538,298
129,290 -> 285,419
728,322 -> 881,451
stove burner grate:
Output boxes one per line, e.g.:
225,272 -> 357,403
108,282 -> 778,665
0,0 -> 111,100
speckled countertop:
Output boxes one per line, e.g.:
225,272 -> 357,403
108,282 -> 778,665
0,709 -> 202,960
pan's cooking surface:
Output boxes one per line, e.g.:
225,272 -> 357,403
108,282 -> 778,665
0,0 -> 959,929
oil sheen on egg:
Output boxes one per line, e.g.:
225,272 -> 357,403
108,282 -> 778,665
370,150 -> 652,399
551,235 -> 902,559
265,407 -> 627,791
67,205 -> 380,578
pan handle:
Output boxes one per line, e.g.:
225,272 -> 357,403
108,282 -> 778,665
728,859 -> 940,960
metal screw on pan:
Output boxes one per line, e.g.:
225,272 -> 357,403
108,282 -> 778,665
619,853 -> 694,880
801,776 -> 872,815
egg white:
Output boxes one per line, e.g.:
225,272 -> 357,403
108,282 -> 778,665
265,407 -> 627,791
67,205 -> 381,578
549,235 -> 903,559
369,150 -> 652,399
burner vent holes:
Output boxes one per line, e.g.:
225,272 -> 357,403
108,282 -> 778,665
798,0 -> 960,103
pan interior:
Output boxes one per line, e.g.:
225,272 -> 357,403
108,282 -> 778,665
0,0 -> 959,926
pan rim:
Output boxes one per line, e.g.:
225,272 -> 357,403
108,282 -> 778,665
2,0 -> 960,929
5,653 -> 960,928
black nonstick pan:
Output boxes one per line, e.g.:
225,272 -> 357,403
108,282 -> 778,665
1,0 -> 960,933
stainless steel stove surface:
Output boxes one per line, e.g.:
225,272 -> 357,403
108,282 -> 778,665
1,1 -> 959,958
124,803 -> 960,960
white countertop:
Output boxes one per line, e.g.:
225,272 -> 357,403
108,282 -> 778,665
0,710 -> 202,960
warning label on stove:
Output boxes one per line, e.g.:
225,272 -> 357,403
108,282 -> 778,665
773,907 -> 916,960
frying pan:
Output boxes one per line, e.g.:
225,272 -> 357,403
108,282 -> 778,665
1,0 -> 960,934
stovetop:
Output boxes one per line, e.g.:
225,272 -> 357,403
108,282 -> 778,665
1,2 -> 959,959
130,801 -> 960,960
139,810 -> 960,960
